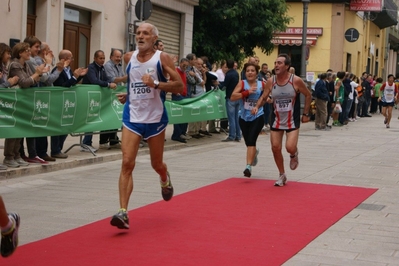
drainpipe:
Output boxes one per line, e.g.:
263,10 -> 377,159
300,0 -> 310,82
126,0 -> 134,52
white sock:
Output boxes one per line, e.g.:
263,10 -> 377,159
1,218 -> 13,234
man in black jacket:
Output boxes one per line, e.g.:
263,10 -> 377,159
51,50 -> 87,158
314,73 -> 329,130
361,74 -> 373,117
81,50 -> 117,152
53,50 -> 87,87
222,59 -> 240,142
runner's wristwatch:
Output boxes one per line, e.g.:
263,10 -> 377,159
303,113 -> 310,117
154,80 -> 160,89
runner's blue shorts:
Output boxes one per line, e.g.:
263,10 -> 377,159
123,121 -> 167,140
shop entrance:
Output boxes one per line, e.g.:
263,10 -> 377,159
278,45 -> 302,76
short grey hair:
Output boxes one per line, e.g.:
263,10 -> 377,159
152,25 -> 159,37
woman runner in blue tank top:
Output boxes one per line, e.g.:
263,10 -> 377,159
230,63 -> 265,177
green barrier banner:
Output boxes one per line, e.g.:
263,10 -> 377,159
0,85 -> 227,138
165,89 -> 227,124
0,85 -> 125,138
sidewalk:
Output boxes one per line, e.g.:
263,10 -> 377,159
0,124 -> 227,180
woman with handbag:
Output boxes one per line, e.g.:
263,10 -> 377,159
0,43 -> 20,170
2,42 -> 44,169
332,71 -> 346,126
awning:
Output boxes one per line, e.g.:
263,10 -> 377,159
271,35 -> 318,46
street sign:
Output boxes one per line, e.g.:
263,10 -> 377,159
135,0 -> 152,21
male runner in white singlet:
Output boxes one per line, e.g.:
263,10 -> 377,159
252,54 -> 311,186
110,23 -> 183,229
378,74 -> 398,128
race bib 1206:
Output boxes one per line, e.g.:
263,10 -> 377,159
130,82 -> 155,100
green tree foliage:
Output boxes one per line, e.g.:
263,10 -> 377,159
193,0 -> 292,65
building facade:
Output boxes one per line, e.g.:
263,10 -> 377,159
255,0 -> 399,82
1,0 -> 199,70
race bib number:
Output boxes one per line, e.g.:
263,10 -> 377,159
386,91 -> 394,102
275,99 -> 292,112
130,82 -> 154,100
244,98 -> 257,110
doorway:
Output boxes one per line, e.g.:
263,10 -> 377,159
278,45 -> 301,76
63,6 -> 91,70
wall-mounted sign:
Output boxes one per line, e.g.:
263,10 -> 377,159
277,27 -> 323,36
349,0 -> 382,11
345,28 -> 359,42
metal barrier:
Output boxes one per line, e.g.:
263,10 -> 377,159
64,129 -> 122,156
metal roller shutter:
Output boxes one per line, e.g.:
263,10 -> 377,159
146,5 -> 181,57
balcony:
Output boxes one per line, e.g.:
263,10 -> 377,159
370,0 -> 398,29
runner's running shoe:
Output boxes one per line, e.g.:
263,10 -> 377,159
243,165 -> 252,178
252,148 -> 259,166
290,151 -> 299,170
110,209 -> 129,229
1,212 -> 20,257
274,173 -> 287,187
161,172 -> 174,201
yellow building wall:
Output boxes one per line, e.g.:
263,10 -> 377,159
255,3 -> 334,75
342,10 -> 365,76
361,21 -> 384,77
254,3 -> 385,79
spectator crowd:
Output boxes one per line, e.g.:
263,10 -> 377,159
1,35 -> 398,172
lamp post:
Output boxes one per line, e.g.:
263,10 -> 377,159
300,0 -> 310,82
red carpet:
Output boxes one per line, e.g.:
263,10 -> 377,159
4,178 -> 377,265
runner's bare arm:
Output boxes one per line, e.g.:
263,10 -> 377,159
230,81 -> 244,101
124,51 -> 133,65
252,78 -> 272,114
155,52 -> 183,94
262,80 -> 272,104
294,76 -> 312,118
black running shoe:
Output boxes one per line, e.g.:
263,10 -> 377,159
161,172 -> 174,201
110,209 -> 129,229
243,168 -> 251,177
1,212 -> 20,257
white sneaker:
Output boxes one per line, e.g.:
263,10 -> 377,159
80,145 -> 97,153
15,158 -> 29,166
3,159 -> 20,168
289,151 -> 299,170
274,173 -> 287,187
180,134 -> 192,140
99,143 -> 110,150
